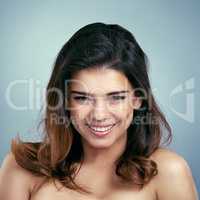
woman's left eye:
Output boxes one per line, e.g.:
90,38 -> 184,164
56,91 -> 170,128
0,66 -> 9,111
111,96 -> 126,101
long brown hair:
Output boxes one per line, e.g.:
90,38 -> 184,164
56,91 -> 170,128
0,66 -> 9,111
11,22 -> 172,195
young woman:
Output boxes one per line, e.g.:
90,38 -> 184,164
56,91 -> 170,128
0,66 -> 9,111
0,22 -> 198,200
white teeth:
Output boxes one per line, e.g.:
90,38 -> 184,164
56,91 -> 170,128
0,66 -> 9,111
89,125 -> 113,132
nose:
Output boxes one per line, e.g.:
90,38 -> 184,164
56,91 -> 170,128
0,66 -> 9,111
90,97 -> 110,121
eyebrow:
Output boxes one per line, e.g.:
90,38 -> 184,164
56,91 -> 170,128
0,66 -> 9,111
70,90 -> 130,96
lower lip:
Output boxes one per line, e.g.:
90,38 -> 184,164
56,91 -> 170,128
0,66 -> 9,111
87,124 -> 116,137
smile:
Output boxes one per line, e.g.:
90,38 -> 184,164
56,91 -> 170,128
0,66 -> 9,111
87,124 -> 116,136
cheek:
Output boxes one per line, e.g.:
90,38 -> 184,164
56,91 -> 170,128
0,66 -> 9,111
69,106 -> 91,131
70,110 -> 87,126
69,111 -> 85,134
118,105 -> 133,128
68,102 -> 89,119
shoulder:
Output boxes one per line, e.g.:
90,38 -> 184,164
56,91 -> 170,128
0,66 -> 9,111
150,148 -> 198,200
0,151 -> 38,199
150,147 -> 189,173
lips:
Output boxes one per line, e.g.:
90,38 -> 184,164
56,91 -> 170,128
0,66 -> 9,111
86,123 -> 116,136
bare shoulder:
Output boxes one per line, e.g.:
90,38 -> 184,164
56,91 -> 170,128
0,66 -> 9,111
0,151 -> 38,199
0,151 -> 34,179
150,147 -> 189,171
150,148 -> 198,200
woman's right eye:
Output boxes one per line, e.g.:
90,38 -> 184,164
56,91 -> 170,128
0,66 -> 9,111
73,96 -> 91,103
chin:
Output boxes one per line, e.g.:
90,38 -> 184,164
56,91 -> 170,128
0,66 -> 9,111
89,143 -> 114,150
83,138 -> 116,149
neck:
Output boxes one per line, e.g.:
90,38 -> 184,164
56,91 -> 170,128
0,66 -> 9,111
74,133 -> 128,195
81,133 -> 127,172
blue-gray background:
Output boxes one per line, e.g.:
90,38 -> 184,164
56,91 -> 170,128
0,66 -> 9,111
0,0 -> 199,195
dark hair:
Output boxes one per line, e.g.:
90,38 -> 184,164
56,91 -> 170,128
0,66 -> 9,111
11,22 -> 172,194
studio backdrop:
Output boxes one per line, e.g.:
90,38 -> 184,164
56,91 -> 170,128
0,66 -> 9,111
0,0 -> 199,193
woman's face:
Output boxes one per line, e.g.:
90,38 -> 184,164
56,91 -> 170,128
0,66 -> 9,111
67,68 -> 141,149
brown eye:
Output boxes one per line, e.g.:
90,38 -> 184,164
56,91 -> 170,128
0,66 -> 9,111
73,96 -> 92,104
74,96 -> 88,101
108,96 -> 126,104
74,96 -> 87,101
111,96 -> 126,100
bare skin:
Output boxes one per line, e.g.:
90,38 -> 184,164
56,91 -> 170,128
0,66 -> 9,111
0,68 -> 198,199
0,148 -> 198,200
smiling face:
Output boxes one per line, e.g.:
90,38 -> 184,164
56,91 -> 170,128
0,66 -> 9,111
67,67 -> 141,149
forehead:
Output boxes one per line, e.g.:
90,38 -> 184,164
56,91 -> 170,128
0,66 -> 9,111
68,68 -> 133,95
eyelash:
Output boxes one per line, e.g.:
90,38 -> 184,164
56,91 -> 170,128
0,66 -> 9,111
73,96 -> 90,101
111,96 -> 126,100
73,96 -> 126,102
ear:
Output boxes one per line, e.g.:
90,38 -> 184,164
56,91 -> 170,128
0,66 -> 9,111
132,96 -> 142,110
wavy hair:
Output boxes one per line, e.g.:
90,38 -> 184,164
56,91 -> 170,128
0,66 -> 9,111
11,22 -> 172,195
